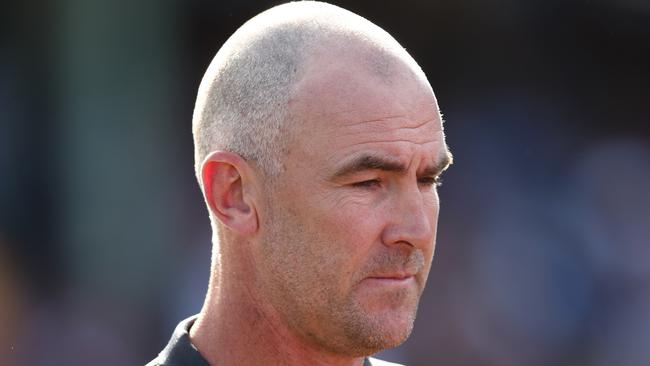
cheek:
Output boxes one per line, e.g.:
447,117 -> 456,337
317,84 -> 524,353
319,198 -> 383,242
298,198 -> 383,277
323,204 -> 386,271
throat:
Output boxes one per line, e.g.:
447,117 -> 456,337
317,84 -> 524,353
189,287 -> 367,366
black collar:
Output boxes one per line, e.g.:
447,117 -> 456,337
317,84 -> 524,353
149,315 -> 391,366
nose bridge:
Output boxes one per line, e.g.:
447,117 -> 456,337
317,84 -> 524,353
383,182 -> 434,247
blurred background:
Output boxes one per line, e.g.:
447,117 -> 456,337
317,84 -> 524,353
1,0 -> 649,365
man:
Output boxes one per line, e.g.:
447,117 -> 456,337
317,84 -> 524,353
148,2 -> 452,365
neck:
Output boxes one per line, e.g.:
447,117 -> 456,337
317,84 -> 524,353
189,253 -> 366,366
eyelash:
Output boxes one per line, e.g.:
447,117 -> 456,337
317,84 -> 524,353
419,176 -> 443,187
351,179 -> 381,188
351,177 -> 443,189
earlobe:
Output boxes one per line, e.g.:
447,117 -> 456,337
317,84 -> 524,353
201,151 -> 259,235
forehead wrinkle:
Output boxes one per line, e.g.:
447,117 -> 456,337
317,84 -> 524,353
404,117 -> 437,130
333,114 -> 440,137
337,121 -> 442,139
343,137 -> 443,147
343,114 -> 408,127
325,113 -> 442,143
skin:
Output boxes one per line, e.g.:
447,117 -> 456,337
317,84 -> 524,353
190,46 -> 451,366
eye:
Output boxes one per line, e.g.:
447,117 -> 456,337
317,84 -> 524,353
351,179 -> 382,188
418,176 -> 443,187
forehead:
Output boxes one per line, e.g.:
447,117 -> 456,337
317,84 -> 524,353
287,52 -> 445,169
293,46 -> 435,112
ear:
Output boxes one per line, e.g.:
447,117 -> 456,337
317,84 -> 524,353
201,151 -> 259,236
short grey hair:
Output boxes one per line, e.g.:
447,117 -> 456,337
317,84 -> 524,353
192,1 -> 427,182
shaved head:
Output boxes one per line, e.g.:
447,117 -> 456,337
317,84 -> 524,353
182,3 -> 451,364
192,1 -> 429,182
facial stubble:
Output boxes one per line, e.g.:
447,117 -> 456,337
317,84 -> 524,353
257,191 -> 428,357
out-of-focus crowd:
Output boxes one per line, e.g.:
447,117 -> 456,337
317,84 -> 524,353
1,1 -> 648,365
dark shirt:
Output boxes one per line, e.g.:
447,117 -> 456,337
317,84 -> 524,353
147,316 -> 403,366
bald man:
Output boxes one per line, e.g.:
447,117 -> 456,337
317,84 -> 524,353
147,2 -> 452,366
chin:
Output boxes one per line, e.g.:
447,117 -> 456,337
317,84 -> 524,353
341,304 -> 418,356
375,309 -> 417,346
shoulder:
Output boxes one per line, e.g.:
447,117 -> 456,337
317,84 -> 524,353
367,356 -> 406,366
145,315 -> 209,366
144,357 -> 162,366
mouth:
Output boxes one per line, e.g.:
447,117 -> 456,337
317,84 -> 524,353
365,273 -> 415,284
359,275 -> 416,295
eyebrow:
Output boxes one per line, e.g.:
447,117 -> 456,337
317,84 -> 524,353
331,148 -> 453,180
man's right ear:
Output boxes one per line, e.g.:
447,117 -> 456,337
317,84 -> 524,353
201,151 -> 258,236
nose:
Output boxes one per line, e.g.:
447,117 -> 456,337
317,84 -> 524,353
381,183 -> 437,249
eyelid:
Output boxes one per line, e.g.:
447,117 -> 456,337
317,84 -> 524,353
351,178 -> 382,188
418,176 -> 443,187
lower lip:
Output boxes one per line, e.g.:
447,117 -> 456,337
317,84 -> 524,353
364,276 -> 415,285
